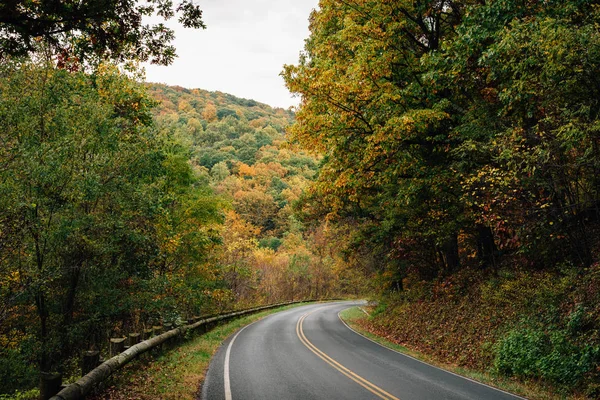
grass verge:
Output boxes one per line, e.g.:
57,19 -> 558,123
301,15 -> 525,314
339,306 -> 582,400
89,302 -> 313,400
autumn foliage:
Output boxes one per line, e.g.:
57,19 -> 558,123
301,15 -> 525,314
283,0 -> 600,395
147,84 -> 371,307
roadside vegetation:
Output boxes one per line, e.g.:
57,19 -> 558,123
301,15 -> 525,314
2,1 -> 600,399
364,270 -> 600,397
0,62 -> 367,398
283,1 -> 600,398
341,306 -> 586,400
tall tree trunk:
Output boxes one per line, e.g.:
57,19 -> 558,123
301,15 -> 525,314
59,262 -> 82,370
33,223 -> 51,372
476,224 -> 497,269
35,290 -> 50,372
441,232 -> 459,275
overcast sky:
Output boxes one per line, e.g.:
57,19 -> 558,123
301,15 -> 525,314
144,0 -> 319,109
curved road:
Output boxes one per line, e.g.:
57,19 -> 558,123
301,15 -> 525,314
201,301 -> 524,400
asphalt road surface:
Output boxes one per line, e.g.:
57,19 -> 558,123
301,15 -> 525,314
201,301 -> 525,400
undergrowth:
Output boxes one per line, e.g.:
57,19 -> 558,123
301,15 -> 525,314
364,264 -> 600,398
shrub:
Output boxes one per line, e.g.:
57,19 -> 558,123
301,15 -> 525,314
494,327 -> 599,387
0,388 -> 39,400
0,349 -> 37,395
258,236 -> 282,251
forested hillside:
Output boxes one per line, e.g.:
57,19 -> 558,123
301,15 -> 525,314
145,84 -> 368,304
283,0 -> 600,397
0,62 -> 225,397
0,73 -> 368,397
3,0 -> 600,399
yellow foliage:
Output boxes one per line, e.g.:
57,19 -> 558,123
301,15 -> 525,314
237,163 -> 256,177
202,102 -> 217,122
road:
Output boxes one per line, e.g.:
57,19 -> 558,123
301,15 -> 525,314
201,301 -> 524,400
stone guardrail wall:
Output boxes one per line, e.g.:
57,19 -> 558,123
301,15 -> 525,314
48,300 -> 315,400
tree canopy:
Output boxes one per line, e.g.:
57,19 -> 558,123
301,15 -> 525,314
284,0 -> 600,280
0,0 -> 205,64
283,2 -> 600,393
4,1 -> 600,397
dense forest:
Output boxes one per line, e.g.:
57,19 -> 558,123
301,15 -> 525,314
2,0 -> 600,399
283,0 -> 600,397
0,68 -> 368,397
145,83 -> 368,304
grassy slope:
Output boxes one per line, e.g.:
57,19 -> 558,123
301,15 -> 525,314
339,307 -> 568,400
339,262 -> 600,400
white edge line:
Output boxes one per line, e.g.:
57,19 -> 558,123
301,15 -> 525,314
337,308 -> 528,400
223,316 -> 269,400
224,323 -> 250,400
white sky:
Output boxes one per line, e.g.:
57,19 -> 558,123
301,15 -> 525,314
144,0 -> 319,109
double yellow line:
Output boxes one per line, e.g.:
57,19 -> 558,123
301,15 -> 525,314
296,308 -> 400,400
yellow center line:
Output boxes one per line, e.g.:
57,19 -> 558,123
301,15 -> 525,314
296,307 -> 401,400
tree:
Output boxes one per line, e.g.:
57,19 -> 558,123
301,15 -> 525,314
219,211 -> 260,299
285,0 -> 600,285
0,59 -> 222,383
283,0 -> 466,276
210,161 -> 231,182
0,0 -> 205,65
202,102 -> 218,123
426,0 -> 600,267
233,188 -> 279,233
0,60 -> 155,372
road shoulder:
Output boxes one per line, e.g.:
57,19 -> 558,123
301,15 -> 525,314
338,307 -> 559,400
